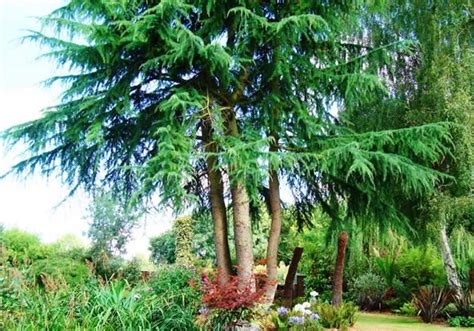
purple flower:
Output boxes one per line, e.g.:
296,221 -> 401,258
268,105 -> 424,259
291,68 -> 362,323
288,316 -> 305,324
277,307 -> 289,316
310,313 -> 320,320
199,307 -> 209,315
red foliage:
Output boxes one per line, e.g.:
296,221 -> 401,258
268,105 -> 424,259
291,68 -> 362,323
200,271 -> 266,310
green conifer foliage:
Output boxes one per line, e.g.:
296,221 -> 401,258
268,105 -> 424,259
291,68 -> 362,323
1,1 -> 457,287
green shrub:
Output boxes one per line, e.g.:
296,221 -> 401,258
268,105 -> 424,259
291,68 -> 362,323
397,247 -> 447,292
390,278 -> 412,306
448,316 -> 474,328
0,266 -> 26,320
393,301 -> 418,316
89,251 -> 124,281
290,229 -> 335,302
173,216 -> 194,266
149,230 -> 176,264
413,286 -> 452,323
148,265 -> 202,330
31,257 -> 90,287
351,273 -> 386,311
375,255 -> 398,289
453,292 -> 474,317
314,302 -> 358,331
0,229 -> 51,263
2,267 -> 202,330
119,257 -> 143,285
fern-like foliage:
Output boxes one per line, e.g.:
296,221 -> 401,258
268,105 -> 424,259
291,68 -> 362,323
1,0 -> 454,224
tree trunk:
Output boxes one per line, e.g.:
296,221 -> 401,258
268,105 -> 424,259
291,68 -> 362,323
224,108 -> 254,286
264,44 -> 282,302
332,231 -> 349,306
202,120 -> 233,283
264,168 -> 281,302
206,154 -> 233,282
231,182 -> 254,285
439,223 -> 463,300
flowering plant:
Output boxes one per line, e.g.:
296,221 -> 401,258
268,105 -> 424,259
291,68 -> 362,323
268,301 -> 322,330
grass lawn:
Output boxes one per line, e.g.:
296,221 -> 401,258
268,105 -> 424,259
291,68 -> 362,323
354,312 -> 470,331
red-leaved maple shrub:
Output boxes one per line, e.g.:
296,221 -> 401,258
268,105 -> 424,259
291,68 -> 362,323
200,270 -> 266,310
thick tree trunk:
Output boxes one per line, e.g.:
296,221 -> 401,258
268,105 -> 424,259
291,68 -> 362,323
264,168 -> 281,302
206,155 -> 233,282
224,108 -> 254,286
332,231 -> 349,306
264,44 -> 282,302
231,182 -> 254,285
202,121 -> 233,283
439,223 -> 463,300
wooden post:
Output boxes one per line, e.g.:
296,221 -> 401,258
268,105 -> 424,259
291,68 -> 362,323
296,274 -> 305,298
283,247 -> 304,307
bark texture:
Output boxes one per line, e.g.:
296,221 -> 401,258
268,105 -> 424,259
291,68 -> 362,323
440,223 -> 463,300
332,231 -> 349,306
264,169 -> 282,302
206,154 -> 233,281
225,109 -> 254,286
231,182 -> 254,285
202,120 -> 233,282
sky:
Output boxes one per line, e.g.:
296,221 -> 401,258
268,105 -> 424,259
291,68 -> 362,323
0,0 -> 171,258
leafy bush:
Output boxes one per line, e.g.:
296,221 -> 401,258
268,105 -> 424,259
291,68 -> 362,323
453,292 -> 474,317
198,272 -> 266,329
393,301 -> 418,316
314,302 -> 358,330
0,229 -> 52,263
288,228 -> 335,302
0,266 -> 27,321
200,272 -> 266,311
2,266 -> 202,330
148,265 -> 202,330
31,257 -> 91,287
390,278 -> 412,307
397,247 -> 447,292
149,231 -> 176,264
375,255 -> 398,289
119,257 -> 143,285
266,302 -> 323,331
89,251 -> 124,281
173,216 -> 194,266
413,286 -> 452,323
448,316 -> 474,328
351,273 -> 386,310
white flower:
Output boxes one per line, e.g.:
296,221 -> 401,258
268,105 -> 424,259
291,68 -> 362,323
303,309 -> 313,315
302,302 -> 311,309
310,291 -> 319,297
293,304 -> 304,312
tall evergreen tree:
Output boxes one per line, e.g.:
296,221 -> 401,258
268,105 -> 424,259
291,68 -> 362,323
2,0 -> 454,291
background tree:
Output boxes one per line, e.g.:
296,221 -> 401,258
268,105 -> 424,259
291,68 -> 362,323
86,191 -> 142,256
149,230 -> 176,264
